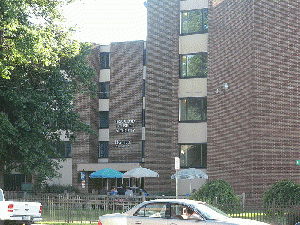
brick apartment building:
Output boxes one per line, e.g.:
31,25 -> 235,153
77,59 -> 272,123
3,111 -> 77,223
67,0 -> 209,195
207,0 -> 300,203
39,0 -> 300,203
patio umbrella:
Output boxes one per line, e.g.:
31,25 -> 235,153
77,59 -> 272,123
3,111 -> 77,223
171,168 -> 208,180
90,168 -> 123,178
171,168 -> 208,194
123,167 -> 159,188
123,167 -> 159,178
89,168 -> 123,191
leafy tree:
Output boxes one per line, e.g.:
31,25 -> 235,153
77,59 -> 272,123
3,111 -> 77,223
0,0 -> 97,188
191,180 -> 240,205
263,180 -> 300,205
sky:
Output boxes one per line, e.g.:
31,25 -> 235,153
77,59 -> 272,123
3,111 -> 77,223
62,0 -> 147,45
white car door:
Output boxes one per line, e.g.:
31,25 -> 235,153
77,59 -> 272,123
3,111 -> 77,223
127,202 -> 168,225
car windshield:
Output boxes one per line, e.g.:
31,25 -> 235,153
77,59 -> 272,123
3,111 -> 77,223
195,203 -> 229,220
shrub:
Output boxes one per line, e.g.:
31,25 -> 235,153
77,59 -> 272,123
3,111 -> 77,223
262,180 -> 300,205
263,180 -> 300,225
190,180 -> 240,205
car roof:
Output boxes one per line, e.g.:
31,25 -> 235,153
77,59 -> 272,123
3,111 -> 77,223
148,199 -> 206,205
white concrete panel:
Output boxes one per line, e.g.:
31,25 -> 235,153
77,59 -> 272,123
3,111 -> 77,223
78,162 -> 140,172
99,129 -> 109,141
178,123 -> 207,143
98,158 -> 109,163
99,99 -> 109,111
100,45 -> 111,52
179,78 -> 207,98
178,174 -> 207,195
179,34 -> 208,54
143,97 -> 145,109
142,127 -> 145,140
46,159 -> 73,186
99,69 -> 110,82
180,0 -> 209,10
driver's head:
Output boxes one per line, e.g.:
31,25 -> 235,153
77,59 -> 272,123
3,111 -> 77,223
186,207 -> 194,216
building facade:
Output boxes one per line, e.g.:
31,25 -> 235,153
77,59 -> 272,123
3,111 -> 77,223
208,0 -> 300,203
47,0 -> 300,203
65,0 -> 208,195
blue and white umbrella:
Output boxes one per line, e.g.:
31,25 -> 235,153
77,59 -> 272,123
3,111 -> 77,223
90,168 -> 123,179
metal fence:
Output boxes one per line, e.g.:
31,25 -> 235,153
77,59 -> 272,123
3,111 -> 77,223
4,192 -> 300,225
214,202 -> 300,225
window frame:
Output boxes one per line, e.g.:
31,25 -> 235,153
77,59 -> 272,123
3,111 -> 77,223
180,8 -> 208,36
133,202 -> 169,218
179,143 -> 207,168
98,141 -> 109,158
179,97 -> 207,122
100,52 -> 110,69
99,111 -> 109,128
99,82 -> 110,99
180,53 -> 207,79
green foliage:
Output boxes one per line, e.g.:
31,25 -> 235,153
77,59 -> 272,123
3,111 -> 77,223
191,180 -> 240,205
263,180 -> 300,205
0,0 -> 97,185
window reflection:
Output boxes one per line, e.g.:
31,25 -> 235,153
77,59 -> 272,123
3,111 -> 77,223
181,8 -> 208,35
180,144 -> 207,168
179,97 -> 207,122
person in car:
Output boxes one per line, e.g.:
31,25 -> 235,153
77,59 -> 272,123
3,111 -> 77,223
181,207 -> 198,220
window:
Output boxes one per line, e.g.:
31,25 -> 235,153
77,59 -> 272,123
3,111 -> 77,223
98,141 -> 109,158
56,141 -> 72,158
181,8 -> 208,35
180,53 -> 207,78
143,49 -> 146,66
99,111 -> 109,128
179,97 -> 207,122
142,109 -> 145,127
180,144 -> 207,168
100,52 -> 110,69
134,203 -> 167,218
142,79 -> 145,97
99,82 -> 110,99
142,140 -> 145,158
170,204 -> 201,220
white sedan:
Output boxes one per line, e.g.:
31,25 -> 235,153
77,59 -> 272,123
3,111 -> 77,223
98,199 -> 270,225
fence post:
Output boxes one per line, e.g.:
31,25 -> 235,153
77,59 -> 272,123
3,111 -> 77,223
67,193 -> 70,223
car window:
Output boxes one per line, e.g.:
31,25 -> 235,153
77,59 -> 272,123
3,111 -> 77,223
195,203 -> 229,220
134,203 -> 167,218
170,204 -> 202,220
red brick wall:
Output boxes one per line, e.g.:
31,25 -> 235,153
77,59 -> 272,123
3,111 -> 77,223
144,0 -> 180,194
109,41 -> 144,163
208,0 -> 300,203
